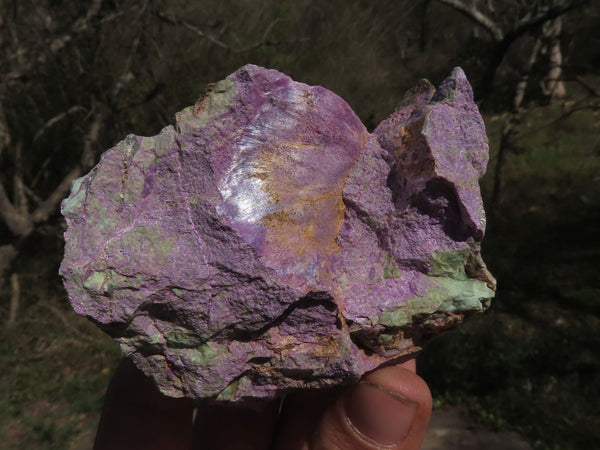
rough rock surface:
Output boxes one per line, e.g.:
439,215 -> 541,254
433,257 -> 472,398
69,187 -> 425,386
60,65 -> 495,402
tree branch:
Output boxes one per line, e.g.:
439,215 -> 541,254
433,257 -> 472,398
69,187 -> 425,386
48,0 -> 103,54
513,37 -> 543,110
0,102 -> 10,158
0,244 -> 18,286
0,181 -> 33,237
513,0 -> 587,37
435,0 -> 504,41
23,184 -> 43,205
33,105 -> 86,142
437,0 -> 588,99
155,10 -> 281,53
13,141 -> 27,216
7,272 -> 20,327
492,36 -> 544,207
234,18 -> 281,52
2,0 -> 105,86
574,75 -> 600,97
156,11 -> 230,49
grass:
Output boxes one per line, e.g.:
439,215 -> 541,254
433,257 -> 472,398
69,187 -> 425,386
0,278 -> 120,449
419,102 -> 600,449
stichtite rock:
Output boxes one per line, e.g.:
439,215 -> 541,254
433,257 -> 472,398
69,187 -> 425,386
60,65 -> 495,402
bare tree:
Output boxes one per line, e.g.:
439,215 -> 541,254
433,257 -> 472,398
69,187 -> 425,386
434,0 -> 589,207
491,37 -> 543,207
0,0 -> 169,321
435,0 -> 587,99
0,0 -> 292,324
0,0 -> 109,320
540,16 -> 566,99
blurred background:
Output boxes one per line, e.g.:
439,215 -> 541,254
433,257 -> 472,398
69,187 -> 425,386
0,1 -> 599,448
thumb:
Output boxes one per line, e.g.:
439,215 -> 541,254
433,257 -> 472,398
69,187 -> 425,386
275,361 -> 432,449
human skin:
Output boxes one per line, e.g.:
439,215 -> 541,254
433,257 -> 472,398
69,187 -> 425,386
94,358 -> 432,450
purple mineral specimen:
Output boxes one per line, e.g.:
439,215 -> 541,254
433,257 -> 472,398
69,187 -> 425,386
60,65 -> 495,402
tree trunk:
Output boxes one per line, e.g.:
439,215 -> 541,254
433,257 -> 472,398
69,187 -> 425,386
7,272 -> 20,327
477,36 -> 513,101
513,38 -> 543,109
0,102 -> 10,157
541,17 -> 566,100
491,37 -> 543,208
491,117 -> 515,208
0,244 -> 17,299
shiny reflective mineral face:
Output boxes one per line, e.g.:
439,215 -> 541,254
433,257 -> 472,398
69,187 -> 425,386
60,65 -> 495,402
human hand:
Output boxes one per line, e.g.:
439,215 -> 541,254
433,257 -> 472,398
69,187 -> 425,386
94,358 -> 431,450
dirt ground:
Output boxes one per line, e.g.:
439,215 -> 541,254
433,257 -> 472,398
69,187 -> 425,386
68,406 -> 533,450
422,407 -> 532,450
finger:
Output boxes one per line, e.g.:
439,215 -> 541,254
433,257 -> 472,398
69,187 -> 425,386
347,364 -> 432,449
94,358 -> 194,450
274,362 -> 431,450
193,398 -> 280,450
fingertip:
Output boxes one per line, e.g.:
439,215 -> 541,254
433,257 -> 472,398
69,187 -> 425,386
344,381 -> 419,446
364,364 -> 433,415
303,363 -> 432,450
